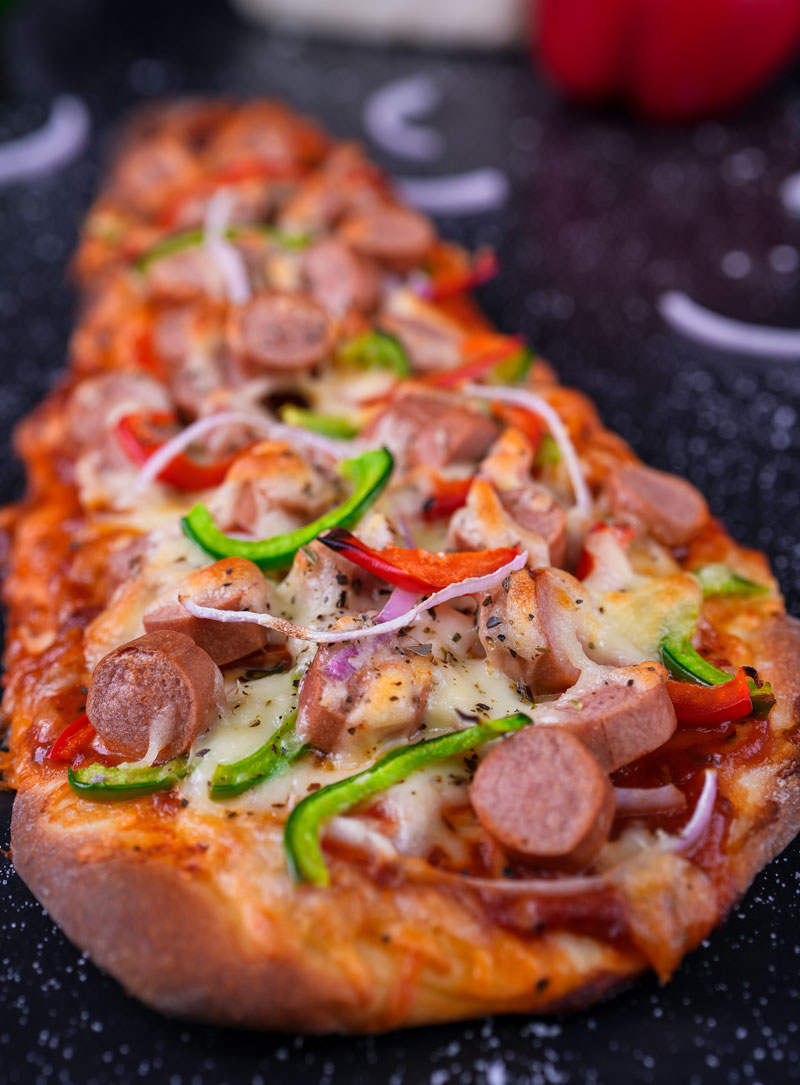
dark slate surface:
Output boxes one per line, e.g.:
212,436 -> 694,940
2,1 -> 800,1081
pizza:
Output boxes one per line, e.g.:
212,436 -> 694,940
2,97 -> 799,1032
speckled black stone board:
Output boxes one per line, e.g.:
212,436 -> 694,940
2,1 -> 800,1081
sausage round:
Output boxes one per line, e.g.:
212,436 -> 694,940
227,289 -> 334,373
303,237 -> 381,316
86,630 -> 224,761
143,557 -> 274,667
606,463 -> 709,548
470,727 -> 615,871
366,391 -> 499,470
297,635 -> 432,754
338,204 -> 435,270
538,662 -> 677,772
497,486 -> 567,569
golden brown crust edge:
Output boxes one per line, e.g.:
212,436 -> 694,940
10,780 -> 645,1031
9,612 -> 799,1033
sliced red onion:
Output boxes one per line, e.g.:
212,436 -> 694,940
204,189 -> 251,305
377,586 -> 419,622
396,514 -> 416,548
464,383 -> 593,519
362,74 -> 444,162
661,770 -> 717,853
135,410 -> 348,491
179,550 -> 527,643
394,169 -> 509,216
322,643 -> 359,680
659,291 -> 800,360
614,783 -> 686,814
0,96 -> 89,185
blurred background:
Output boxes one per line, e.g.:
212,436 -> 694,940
2,1 -> 800,1082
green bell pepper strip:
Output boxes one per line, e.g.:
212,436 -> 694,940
284,712 -> 531,887
492,345 -> 536,385
68,757 -> 191,801
279,404 -> 359,440
210,711 -> 308,800
337,330 -> 411,377
692,563 -> 768,599
135,223 -> 310,273
181,447 -> 394,570
534,433 -> 562,467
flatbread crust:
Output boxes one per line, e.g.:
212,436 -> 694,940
3,100 -> 800,1032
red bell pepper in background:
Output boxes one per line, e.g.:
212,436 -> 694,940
47,714 -> 96,763
115,411 -> 241,491
667,667 -> 752,725
319,527 -> 518,592
536,0 -> 800,122
421,475 -> 474,522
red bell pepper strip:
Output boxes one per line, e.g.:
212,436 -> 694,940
115,411 -> 240,491
491,403 -> 544,450
421,476 -> 473,522
422,248 -> 499,302
666,668 -> 752,726
132,327 -> 166,381
536,0 -> 800,122
319,527 -> 518,592
422,333 -> 526,389
574,522 -> 636,581
47,714 -> 96,763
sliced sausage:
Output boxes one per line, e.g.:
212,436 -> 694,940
478,567 -> 582,695
227,290 -> 334,374
303,237 -> 381,317
66,372 -> 172,448
297,633 -> 432,754
143,557 -> 275,667
339,204 -> 435,271
215,440 -> 338,536
144,247 -> 229,305
606,463 -> 709,548
109,135 -> 200,218
367,391 -> 499,471
86,630 -> 224,761
206,101 -> 328,171
448,480 -> 551,570
379,289 -> 465,372
497,487 -> 567,569
470,727 -> 615,871
537,662 -> 677,772
278,142 -> 384,232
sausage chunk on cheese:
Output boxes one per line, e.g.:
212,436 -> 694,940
367,391 -> 499,471
606,463 -> 709,548
471,727 -> 615,871
477,567 -> 582,695
537,662 -> 677,772
143,557 -> 275,666
297,634 -> 433,754
227,289 -> 334,374
87,630 -> 224,761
